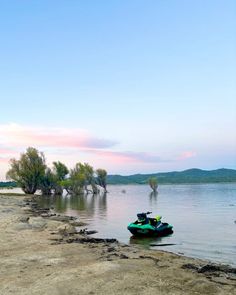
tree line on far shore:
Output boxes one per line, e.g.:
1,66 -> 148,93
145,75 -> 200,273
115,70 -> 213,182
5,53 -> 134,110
6,147 -> 107,195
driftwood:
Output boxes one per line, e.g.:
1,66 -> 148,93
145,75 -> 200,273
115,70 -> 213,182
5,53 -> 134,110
66,237 -> 118,244
150,243 -> 177,247
182,263 -> 236,274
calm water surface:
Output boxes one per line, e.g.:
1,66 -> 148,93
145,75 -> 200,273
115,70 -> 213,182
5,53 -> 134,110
35,183 -> 236,266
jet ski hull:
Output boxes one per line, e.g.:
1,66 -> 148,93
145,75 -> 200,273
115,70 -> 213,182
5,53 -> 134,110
127,222 -> 173,237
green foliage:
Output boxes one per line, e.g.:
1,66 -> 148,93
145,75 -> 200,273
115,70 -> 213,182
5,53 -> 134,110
5,147 -> 107,196
68,163 -> 100,195
148,177 -> 158,192
52,161 -> 69,195
6,147 -> 46,194
64,164 -> 87,195
82,163 -> 94,184
61,163 -> 107,195
39,168 -> 55,195
52,161 -> 69,181
83,163 -> 98,194
77,163 -> 94,193
96,168 -> 107,192
60,179 -> 74,194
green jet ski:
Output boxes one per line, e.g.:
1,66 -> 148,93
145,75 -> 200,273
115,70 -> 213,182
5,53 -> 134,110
127,212 -> 173,237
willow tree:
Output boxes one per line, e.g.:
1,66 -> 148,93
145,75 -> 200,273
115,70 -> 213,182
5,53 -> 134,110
6,147 -> 46,194
148,177 -> 158,193
62,163 -> 86,195
76,163 -> 93,194
61,162 -> 101,195
39,168 -> 55,195
83,163 -> 98,194
52,161 -> 69,195
75,163 -> 99,194
39,161 -> 69,196
96,169 -> 107,193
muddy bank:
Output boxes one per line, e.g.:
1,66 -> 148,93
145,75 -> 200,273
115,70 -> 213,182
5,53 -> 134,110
0,194 -> 235,295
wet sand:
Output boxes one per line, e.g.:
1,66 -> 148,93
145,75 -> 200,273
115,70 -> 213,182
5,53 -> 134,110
0,193 -> 235,295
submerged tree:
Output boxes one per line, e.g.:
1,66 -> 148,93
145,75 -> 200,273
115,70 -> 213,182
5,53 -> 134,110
6,147 -> 107,196
52,161 -> 69,181
77,163 -> 94,194
52,161 -> 69,195
38,161 -> 69,196
62,163 -> 87,195
148,177 -> 158,193
96,169 -> 107,193
6,147 -> 46,194
39,168 -> 55,195
61,162 -> 102,195
83,163 -> 98,194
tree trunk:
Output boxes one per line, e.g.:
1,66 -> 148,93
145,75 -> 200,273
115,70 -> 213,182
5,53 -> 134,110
54,185 -> 63,195
91,183 -> 99,195
22,187 -> 37,194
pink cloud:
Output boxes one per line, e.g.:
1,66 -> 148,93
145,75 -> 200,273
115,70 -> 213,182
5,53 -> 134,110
0,148 -> 15,154
0,157 -> 10,163
0,146 -> 18,163
0,123 -> 116,149
0,123 -> 166,167
85,149 -> 164,164
178,151 -> 197,160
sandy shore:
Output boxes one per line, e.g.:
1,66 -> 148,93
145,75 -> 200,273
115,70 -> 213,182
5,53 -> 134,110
0,193 -> 235,295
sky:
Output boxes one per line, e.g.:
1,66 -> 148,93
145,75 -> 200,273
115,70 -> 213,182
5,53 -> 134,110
0,0 -> 236,180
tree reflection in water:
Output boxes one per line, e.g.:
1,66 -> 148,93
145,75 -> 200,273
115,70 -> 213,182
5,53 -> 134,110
149,191 -> 158,206
54,195 -> 69,213
39,191 -> 108,219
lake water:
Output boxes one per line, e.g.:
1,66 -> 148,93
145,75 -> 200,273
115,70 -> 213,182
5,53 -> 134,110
5,183 -> 236,266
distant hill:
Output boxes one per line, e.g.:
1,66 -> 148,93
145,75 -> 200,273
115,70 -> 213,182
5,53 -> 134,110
1,169 -> 236,188
0,181 -> 17,188
107,168 -> 236,184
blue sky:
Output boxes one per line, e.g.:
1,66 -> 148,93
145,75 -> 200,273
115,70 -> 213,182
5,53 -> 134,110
0,1 -> 236,179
